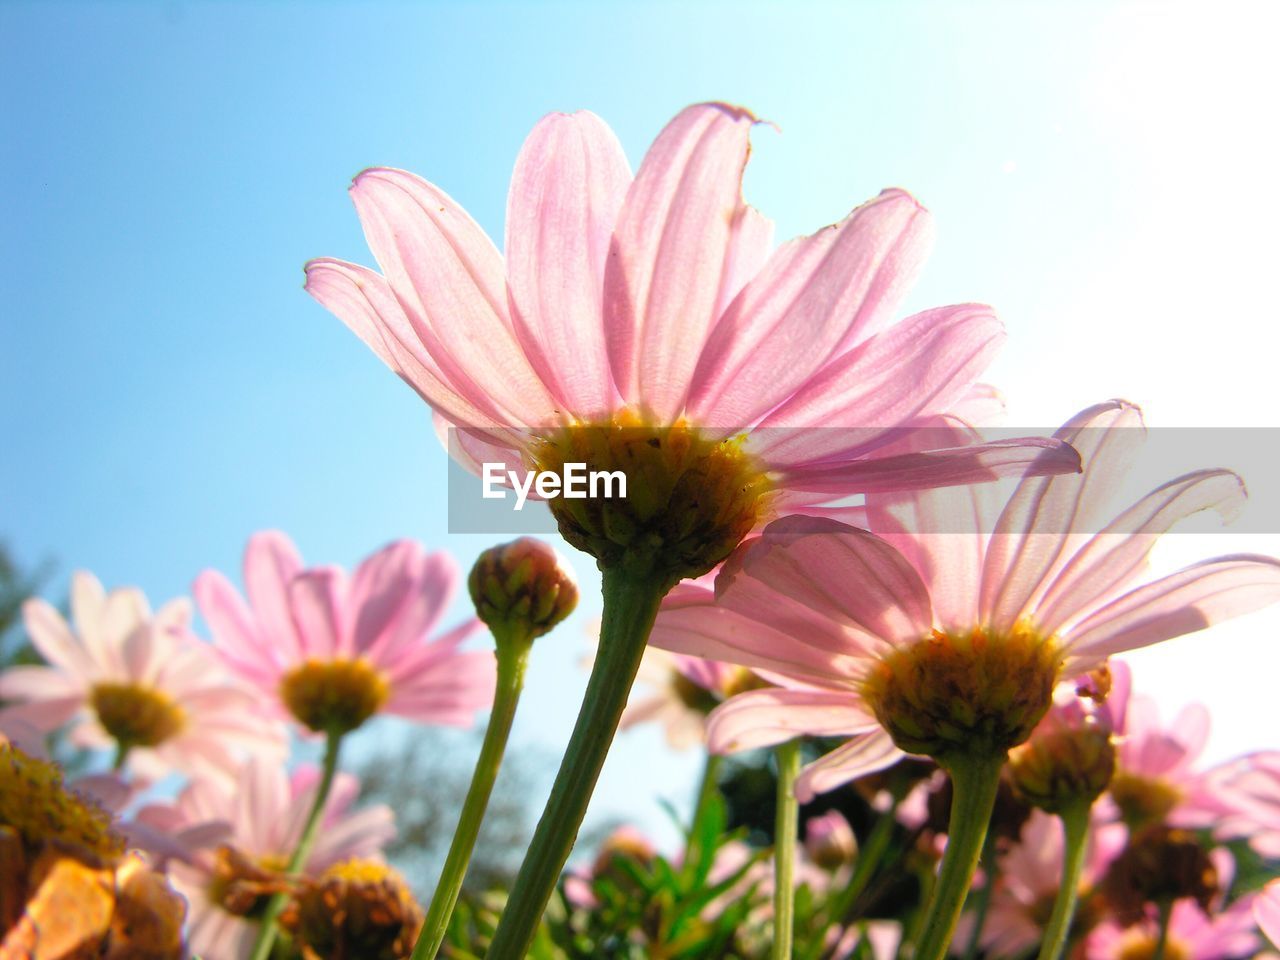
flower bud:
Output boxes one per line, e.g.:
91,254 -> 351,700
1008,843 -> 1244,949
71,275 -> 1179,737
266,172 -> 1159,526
804,811 -> 857,871
469,538 -> 579,641
1008,719 -> 1116,813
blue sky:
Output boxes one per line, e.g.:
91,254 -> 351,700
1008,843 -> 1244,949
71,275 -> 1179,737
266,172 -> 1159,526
4,1 -> 1279,852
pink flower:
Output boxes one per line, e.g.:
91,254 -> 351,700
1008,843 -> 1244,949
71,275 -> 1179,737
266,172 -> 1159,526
304,103 -> 1077,580
1100,661 -> 1233,830
651,402 -> 1280,799
1204,751 -> 1280,857
136,756 -> 396,959
966,809 -> 1124,956
0,571 -> 285,783
619,645 -> 756,749
1086,898 -> 1259,960
195,532 -> 494,735
1255,880 -> 1280,949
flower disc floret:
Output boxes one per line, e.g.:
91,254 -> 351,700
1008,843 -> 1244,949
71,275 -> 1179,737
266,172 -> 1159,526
284,858 -> 422,960
89,682 -> 187,750
279,659 -> 390,735
861,625 -> 1061,762
0,742 -> 123,861
532,411 -> 772,582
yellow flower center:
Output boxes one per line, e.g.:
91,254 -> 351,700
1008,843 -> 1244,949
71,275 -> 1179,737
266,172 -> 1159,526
532,409 -> 773,583
860,624 -> 1062,762
1108,772 -> 1184,829
0,742 -> 124,861
1117,933 -> 1191,960
89,682 -> 187,750
284,858 -> 422,960
670,671 -> 721,714
279,658 -> 390,734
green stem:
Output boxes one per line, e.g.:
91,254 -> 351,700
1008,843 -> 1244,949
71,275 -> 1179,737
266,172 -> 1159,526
912,752 -> 1005,960
486,567 -> 668,959
685,752 -> 724,873
1036,803 -> 1092,960
412,631 -> 532,960
111,740 -> 130,772
247,729 -> 343,960
829,797 -> 898,925
1152,898 -> 1173,960
961,836 -> 998,960
773,739 -> 801,960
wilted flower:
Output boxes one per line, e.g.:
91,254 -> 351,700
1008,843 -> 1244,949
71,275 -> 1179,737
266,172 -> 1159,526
0,571 -> 285,782
0,736 -> 187,958
306,102 -> 1077,584
196,532 -> 494,735
281,859 -> 423,960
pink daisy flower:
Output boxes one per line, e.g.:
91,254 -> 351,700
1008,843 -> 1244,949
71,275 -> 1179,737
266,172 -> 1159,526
1255,880 -> 1280,949
1086,897 -> 1259,960
194,532 -> 494,736
1100,661 -> 1233,831
0,571 -> 285,783
650,401 -> 1280,799
136,756 -> 396,960
1205,750 -> 1280,858
304,101 -> 1077,584
963,809 -> 1124,956
619,645 -> 760,749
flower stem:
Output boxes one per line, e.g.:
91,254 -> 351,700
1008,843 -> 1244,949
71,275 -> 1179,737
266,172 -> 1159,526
773,739 -> 801,960
1036,802 -> 1092,960
487,567 -> 668,959
961,836 -> 998,960
1152,899 -> 1173,960
912,752 -> 1005,960
247,729 -> 343,960
412,630 -> 532,960
111,740 -> 130,772
829,796 -> 899,925
685,752 -> 723,873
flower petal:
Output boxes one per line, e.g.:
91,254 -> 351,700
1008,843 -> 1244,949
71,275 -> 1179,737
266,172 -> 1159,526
287,568 -> 348,660
1064,555 -> 1280,663
650,584 -> 871,687
349,167 -> 556,423
22,598 -> 95,678
506,110 -> 631,418
304,258 -> 513,432
1035,469 -> 1247,635
243,531 -> 304,663
774,437 -> 1081,496
734,516 -> 934,647
706,687 -> 875,754
603,103 -> 757,420
980,401 -> 1145,633
689,189 -> 932,428
753,304 -> 1002,463
795,731 -> 904,802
